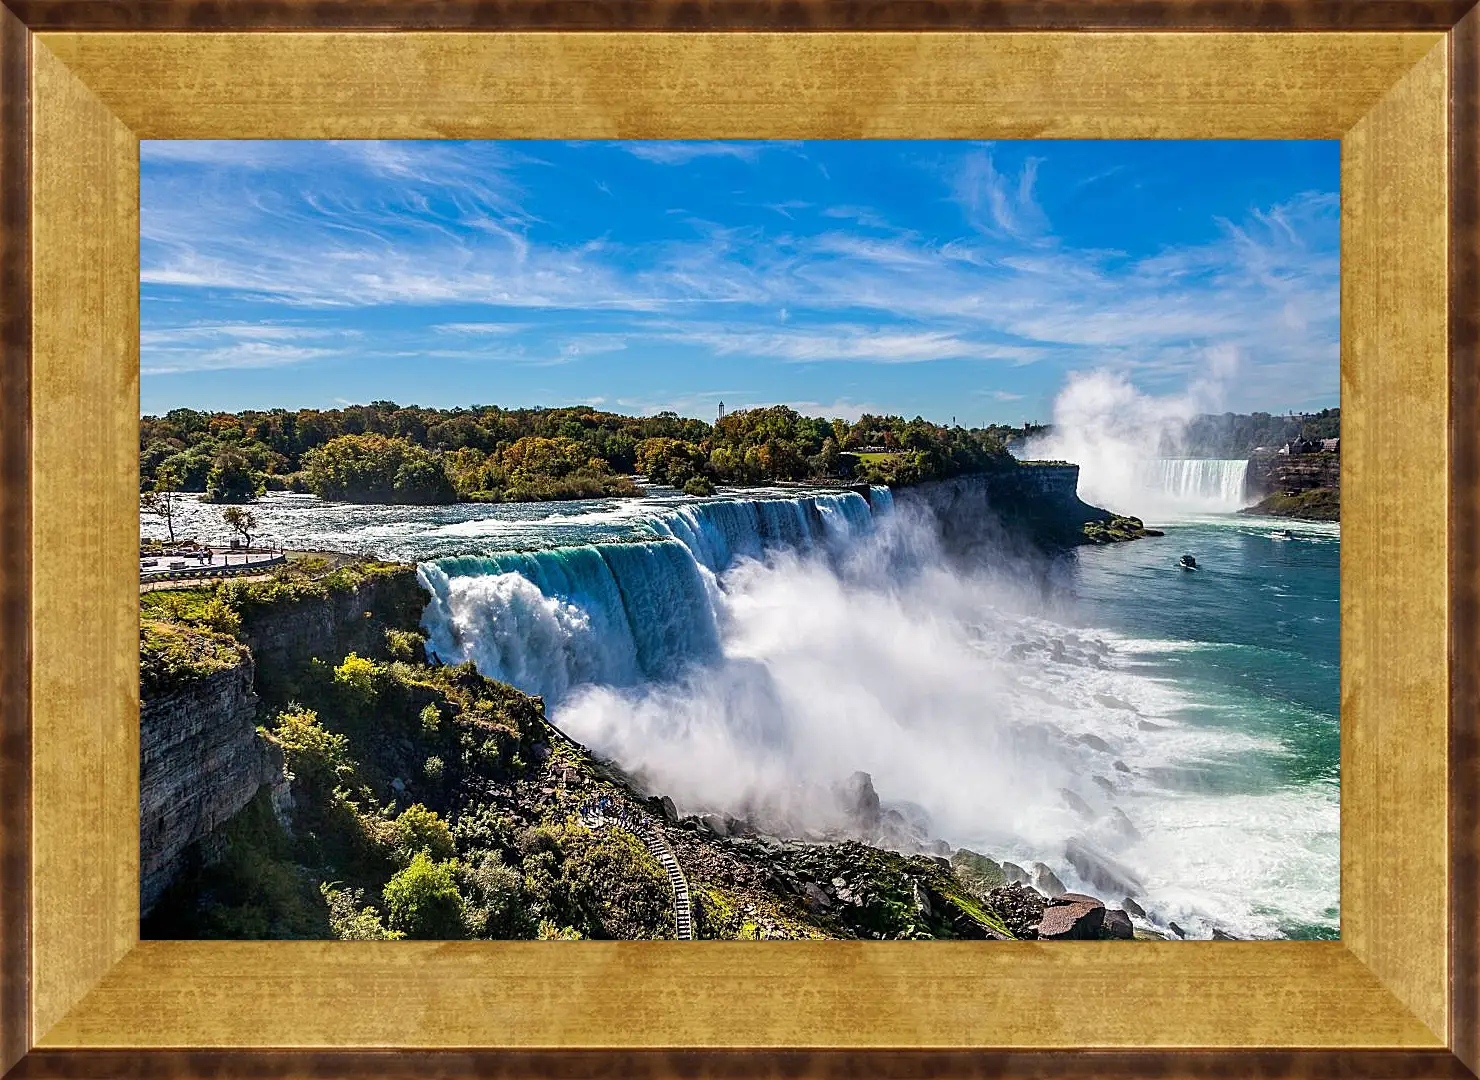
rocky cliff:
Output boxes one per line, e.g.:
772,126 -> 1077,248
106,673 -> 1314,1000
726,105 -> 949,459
1243,453 -> 1340,520
235,566 -> 425,700
1247,452 -> 1340,497
140,653 -> 282,913
894,464 -> 1137,557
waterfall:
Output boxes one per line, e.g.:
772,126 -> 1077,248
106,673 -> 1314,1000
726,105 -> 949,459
1131,459 -> 1251,513
419,490 -> 886,700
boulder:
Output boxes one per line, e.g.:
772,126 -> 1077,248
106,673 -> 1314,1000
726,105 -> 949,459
834,770 -> 883,831
1168,921 -> 1187,939
1060,788 -> 1095,820
799,882 -> 832,913
1002,861 -> 1032,886
1037,895 -> 1105,940
985,883 -> 1047,939
1121,896 -> 1147,919
1211,928 -> 1239,941
1031,862 -> 1068,898
1064,837 -> 1145,897
1100,908 -> 1134,940
1077,733 -> 1113,753
1107,808 -> 1142,844
698,813 -> 731,837
1092,776 -> 1116,794
951,848 -> 1006,893
1113,760 -> 1131,773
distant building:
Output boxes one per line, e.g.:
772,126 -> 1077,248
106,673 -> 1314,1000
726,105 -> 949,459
1321,437 -> 1340,453
1278,437 -> 1321,455
717,401 -> 725,422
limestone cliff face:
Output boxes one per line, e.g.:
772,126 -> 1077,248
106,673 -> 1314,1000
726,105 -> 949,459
1247,453 -> 1340,497
239,569 -> 425,695
895,465 -> 1112,556
140,655 -> 282,913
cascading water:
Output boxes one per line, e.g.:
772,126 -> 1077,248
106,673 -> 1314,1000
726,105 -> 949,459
419,489 -> 884,700
1132,459 -> 1251,513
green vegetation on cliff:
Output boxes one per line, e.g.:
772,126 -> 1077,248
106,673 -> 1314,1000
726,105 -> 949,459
139,401 -> 1015,505
139,620 -> 248,697
1081,516 -> 1164,545
1242,488 -> 1340,521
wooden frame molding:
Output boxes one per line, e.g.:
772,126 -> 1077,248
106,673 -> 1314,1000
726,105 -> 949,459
0,5 -> 1477,1078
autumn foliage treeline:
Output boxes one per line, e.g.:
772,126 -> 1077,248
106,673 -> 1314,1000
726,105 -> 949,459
139,402 -> 1017,505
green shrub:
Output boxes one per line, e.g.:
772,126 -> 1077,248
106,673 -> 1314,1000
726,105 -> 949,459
419,703 -> 442,734
268,705 -> 352,801
390,803 -> 456,864
460,852 -> 534,939
139,620 -> 245,696
334,653 -> 378,700
385,628 -> 424,662
682,476 -> 716,497
383,851 -> 466,939
321,882 -> 403,941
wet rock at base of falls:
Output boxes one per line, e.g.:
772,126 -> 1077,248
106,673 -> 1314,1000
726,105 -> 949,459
799,881 -> 832,913
1076,733 -> 1113,754
1002,861 -> 1032,886
1211,928 -> 1239,940
647,794 -> 679,824
1060,789 -> 1095,820
1137,720 -> 1167,732
1168,921 -> 1187,939
833,770 -> 883,831
1100,908 -> 1134,940
1108,807 -> 1143,844
1113,760 -> 1131,773
1121,896 -> 1147,919
986,883 -> 1047,939
1031,862 -> 1068,898
950,849 -> 1006,894
1064,836 -> 1145,898
1092,775 -> 1117,794
1036,894 -> 1106,940
698,813 -> 731,837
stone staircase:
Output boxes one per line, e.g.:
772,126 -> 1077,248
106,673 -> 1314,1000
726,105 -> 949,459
578,798 -> 694,940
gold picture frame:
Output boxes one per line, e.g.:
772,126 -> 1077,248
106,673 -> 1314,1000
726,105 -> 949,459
1,3 -> 1477,1075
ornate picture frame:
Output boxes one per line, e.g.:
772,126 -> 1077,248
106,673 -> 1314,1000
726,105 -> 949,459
1,2 -> 1477,1075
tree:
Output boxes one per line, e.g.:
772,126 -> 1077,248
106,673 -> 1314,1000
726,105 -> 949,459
383,851 -> 466,939
221,506 -> 259,550
140,467 -> 185,544
204,445 -> 258,503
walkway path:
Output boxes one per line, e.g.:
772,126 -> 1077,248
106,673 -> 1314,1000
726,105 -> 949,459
579,797 -> 693,940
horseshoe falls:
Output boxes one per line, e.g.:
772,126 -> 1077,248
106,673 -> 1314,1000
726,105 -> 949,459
1132,459 -> 1252,514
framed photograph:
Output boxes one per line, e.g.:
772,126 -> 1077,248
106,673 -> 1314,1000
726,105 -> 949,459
2,2 -> 1478,1076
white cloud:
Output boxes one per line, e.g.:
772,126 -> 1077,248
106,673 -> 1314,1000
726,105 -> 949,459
623,142 -> 765,165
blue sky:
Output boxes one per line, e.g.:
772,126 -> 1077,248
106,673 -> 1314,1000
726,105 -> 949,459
140,140 -> 1339,424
